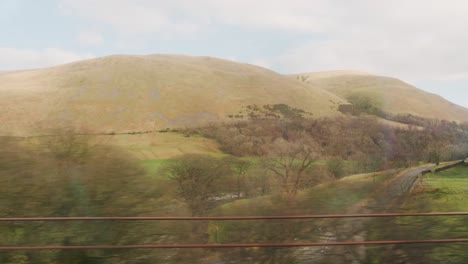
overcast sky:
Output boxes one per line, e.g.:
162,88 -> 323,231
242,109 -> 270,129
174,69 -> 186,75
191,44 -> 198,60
1,0 -> 467,107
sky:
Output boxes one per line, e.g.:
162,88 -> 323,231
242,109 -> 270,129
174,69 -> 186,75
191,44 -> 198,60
1,0 -> 467,107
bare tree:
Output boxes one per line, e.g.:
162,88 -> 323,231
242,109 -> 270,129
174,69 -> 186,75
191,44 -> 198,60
265,136 -> 320,201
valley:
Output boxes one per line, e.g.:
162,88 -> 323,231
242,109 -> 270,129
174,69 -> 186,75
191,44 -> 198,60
1,55 -> 468,263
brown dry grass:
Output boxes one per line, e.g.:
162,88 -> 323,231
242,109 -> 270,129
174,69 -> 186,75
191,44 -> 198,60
0,55 -> 346,136
292,72 -> 468,122
93,132 -> 224,160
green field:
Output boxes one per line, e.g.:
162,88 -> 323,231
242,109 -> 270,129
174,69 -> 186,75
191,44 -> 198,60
407,165 -> 468,211
365,165 -> 468,263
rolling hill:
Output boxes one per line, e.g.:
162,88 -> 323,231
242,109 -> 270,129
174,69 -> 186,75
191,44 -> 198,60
3,56 -> 468,137
0,55 -> 346,136
292,71 -> 468,122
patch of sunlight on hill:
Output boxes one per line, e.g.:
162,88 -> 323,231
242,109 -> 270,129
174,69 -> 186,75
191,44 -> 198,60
92,132 -> 224,160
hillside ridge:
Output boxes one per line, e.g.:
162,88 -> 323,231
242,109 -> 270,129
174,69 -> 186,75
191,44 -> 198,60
292,72 -> 468,122
0,54 -> 346,136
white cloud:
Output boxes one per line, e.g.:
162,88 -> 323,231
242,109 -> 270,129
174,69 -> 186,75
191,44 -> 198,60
57,0 -> 336,35
77,31 -> 104,46
56,0 -> 468,83
258,0 -> 468,82
58,0 -> 202,36
184,0 -> 337,33
0,48 -> 94,70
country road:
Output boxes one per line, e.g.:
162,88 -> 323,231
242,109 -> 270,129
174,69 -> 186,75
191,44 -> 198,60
371,165 -> 434,210
298,164 -> 438,264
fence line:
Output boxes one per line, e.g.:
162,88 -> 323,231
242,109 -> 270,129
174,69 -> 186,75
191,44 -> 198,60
2,239 -> 468,251
2,212 -> 467,251
2,212 -> 468,222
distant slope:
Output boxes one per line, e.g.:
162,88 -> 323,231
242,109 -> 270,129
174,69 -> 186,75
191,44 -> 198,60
292,71 -> 468,122
0,55 -> 346,136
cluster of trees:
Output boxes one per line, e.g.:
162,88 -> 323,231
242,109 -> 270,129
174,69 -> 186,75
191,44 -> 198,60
345,93 -> 386,117
342,93 -> 468,132
228,103 -> 312,120
180,106 -> 468,215
195,114 -> 468,172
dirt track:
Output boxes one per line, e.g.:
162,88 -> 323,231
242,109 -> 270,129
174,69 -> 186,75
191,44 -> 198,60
301,165 -> 436,263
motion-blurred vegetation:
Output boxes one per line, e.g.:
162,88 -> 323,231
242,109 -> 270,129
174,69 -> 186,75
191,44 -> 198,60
2,108 -> 468,263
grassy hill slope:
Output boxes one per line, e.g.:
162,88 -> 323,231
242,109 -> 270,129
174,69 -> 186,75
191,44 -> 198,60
0,55 -> 346,136
292,71 -> 468,122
